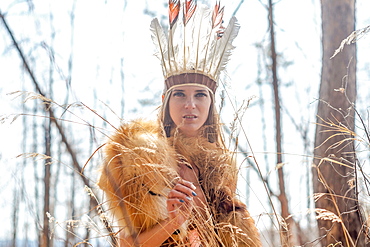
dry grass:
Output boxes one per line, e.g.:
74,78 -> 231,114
6,88 -> 370,246
313,111 -> 370,246
331,24 -> 370,59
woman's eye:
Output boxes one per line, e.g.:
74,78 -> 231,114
173,92 -> 185,97
195,93 -> 207,97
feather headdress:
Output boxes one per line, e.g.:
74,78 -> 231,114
150,0 -> 240,93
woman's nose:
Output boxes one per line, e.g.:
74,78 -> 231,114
185,98 -> 196,109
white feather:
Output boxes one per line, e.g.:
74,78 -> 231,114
191,5 -> 212,73
150,18 -> 169,77
169,18 -> 183,75
212,16 -> 240,81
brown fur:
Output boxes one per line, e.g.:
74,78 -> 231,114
169,133 -> 262,246
98,120 -> 186,241
98,120 -> 261,246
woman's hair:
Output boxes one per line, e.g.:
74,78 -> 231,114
158,87 -> 225,146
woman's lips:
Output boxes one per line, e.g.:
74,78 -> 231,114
183,115 -> 197,119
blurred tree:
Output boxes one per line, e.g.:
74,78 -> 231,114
42,113 -> 52,247
267,0 -> 304,245
312,0 -> 365,246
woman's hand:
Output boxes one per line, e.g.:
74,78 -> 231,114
166,179 -> 197,228
118,179 -> 198,247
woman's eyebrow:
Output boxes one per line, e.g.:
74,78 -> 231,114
172,89 -> 207,93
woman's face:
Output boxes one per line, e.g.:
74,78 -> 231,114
168,85 -> 212,137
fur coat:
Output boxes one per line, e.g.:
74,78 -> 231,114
98,119 -> 261,246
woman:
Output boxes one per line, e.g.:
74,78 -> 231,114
98,1 -> 261,246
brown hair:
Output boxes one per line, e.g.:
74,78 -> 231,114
158,87 -> 224,146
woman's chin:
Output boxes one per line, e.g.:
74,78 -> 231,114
178,126 -> 201,138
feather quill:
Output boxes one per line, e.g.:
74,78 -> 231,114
183,0 -> 197,70
201,2 -> 222,73
150,18 -> 169,77
194,5 -> 211,72
168,0 -> 181,73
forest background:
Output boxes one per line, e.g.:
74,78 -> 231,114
0,0 -> 369,246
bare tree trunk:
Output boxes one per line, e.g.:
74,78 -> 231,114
32,103 -> 42,246
268,1 -> 298,246
312,0 -> 365,246
12,91 -> 30,247
12,186 -> 19,247
42,116 -> 52,247
255,41 -> 279,245
65,3 -> 77,244
66,170 -> 76,247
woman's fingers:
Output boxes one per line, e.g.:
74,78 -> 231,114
166,179 -> 198,224
168,184 -> 196,201
178,179 -> 197,190
173,180 -> 197,196
166,198 -> 188,213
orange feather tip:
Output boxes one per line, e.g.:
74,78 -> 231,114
169,0 -> 180,28
183,0 -> 197,25
212,1 -> 224,29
